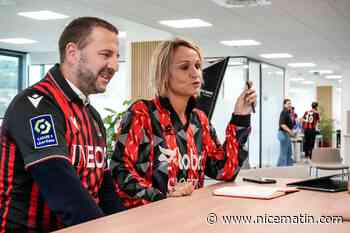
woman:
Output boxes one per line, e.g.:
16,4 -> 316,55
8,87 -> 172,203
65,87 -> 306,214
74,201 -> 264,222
277,99 -> 295,166
111,38 -> 256,208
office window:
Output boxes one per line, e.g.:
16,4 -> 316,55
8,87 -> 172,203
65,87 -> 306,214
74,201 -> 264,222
0,50 -> 27,118
29,65 -> 43,85
29,64 -> 54,85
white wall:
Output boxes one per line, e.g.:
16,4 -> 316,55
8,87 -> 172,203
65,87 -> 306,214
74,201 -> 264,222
341,70 -> 350,164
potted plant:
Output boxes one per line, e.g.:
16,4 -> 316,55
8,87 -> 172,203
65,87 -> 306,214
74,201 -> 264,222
318,106 -> 333,147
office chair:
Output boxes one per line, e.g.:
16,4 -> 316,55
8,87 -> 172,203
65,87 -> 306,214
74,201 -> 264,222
309,147 -> 349,177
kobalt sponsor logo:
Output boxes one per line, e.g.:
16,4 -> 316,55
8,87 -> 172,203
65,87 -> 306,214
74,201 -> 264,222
159,146 -> 203,170
72,145 -> 106,168
178,150 -> 203,171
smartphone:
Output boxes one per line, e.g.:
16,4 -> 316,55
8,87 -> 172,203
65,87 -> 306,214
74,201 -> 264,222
242,177 -> 277,184
246,81 -> 255,113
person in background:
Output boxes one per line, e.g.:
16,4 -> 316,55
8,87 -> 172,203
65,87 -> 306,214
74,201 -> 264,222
111,38 -> 256,208
0,17 -> 124,233
277,99 -> 295,167
290,106 -> 298,129
301,102 -> 320,160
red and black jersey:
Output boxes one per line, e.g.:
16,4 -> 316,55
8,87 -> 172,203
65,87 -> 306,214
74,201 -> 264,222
302,110 -> 320,130
0,64 -> 108,232
111,97 -> 251,208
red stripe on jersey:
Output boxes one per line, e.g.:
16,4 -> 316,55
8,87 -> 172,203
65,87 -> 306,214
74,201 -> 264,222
0,143 -> 16,232
42,202 -> 51,231
33,85 -> 49,95
71,104 -> 90,191
82,108 -> 93,145
27,184 -> 39,229
0,136 -> 6,210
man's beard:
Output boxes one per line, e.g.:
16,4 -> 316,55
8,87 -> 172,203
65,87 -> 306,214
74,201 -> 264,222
76,56 -> 115,95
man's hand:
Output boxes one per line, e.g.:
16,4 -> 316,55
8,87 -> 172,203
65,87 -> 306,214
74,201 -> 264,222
234,82 -> 257,115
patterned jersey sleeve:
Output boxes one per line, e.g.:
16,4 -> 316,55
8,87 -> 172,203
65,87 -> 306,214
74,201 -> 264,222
196,111 -> 251,181
110,101 -> 165,208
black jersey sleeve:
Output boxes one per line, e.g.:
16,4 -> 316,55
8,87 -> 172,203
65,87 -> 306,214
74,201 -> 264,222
29,158 -> 105,226
4,89 -> 69,168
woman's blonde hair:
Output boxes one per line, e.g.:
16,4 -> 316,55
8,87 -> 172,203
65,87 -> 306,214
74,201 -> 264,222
149,38 -> 203,97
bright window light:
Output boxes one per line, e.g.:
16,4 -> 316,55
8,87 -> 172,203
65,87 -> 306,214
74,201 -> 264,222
309,69 -> 333,74
288,63 -> 316,68
288,88 -> 302,93
325,75 -> 342,80
228,61 -> 244,66
158,19 -> 212,28
0,38 -> 37,44
259,53 -> 293,59
220,39 -> 261,46
18,10 -> 68,20
301,80 -> 315,85
119,31 -> 127,38
289,78 -> 305,82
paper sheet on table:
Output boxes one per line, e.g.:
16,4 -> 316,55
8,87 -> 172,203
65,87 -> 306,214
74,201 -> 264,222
213,185 -> 299,200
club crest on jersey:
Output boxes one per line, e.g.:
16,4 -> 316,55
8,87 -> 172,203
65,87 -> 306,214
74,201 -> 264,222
30,114 -> 58,149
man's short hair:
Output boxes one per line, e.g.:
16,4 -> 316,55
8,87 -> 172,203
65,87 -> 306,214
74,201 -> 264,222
58,17 -> 119,63
312,102 -> 318,109
283,98 -> 291,105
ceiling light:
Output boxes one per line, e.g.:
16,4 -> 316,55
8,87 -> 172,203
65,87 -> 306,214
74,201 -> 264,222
0,38 -> 37,44
289,78 -> 304,82
260,53 -> 293,59
158,19 -> 212,28
325,75 -> 342,80
18,10 -> 68,20
309,69 -> 333,75
275,71 -> 284,75
211,0 -> 271,8
288,63 -> 316,68
220,39 -> 261,46
301,80 -> 314,85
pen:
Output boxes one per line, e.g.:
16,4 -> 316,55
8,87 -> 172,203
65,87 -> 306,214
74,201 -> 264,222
246,81 -> 255,113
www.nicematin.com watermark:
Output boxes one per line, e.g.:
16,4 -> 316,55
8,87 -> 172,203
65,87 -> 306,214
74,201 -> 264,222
206,213 -> 343,225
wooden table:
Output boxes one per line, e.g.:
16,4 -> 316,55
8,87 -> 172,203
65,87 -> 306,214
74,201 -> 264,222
56,179 -> 350,233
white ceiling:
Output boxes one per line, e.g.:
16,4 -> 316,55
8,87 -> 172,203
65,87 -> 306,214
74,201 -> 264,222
1,0 -> 349,82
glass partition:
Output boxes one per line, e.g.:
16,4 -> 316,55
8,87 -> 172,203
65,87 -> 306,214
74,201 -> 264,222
248,60 -> 261,168
204,56 -> 284,168
261,64 -> 285,167
211,58 -> 247,140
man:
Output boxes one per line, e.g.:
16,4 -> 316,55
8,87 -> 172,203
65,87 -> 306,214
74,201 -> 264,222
0,17 -> 124,232
302,102 -> 320,160
277,99 -> 295,167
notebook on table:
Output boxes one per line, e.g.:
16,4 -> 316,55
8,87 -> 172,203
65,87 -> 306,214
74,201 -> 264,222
213,185 -> 299,200
287,174 -> 348,192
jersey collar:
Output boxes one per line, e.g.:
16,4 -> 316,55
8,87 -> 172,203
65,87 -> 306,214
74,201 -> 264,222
48,64 -> 88,105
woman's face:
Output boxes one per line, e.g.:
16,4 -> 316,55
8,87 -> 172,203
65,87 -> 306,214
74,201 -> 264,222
166,46 -> 203,98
